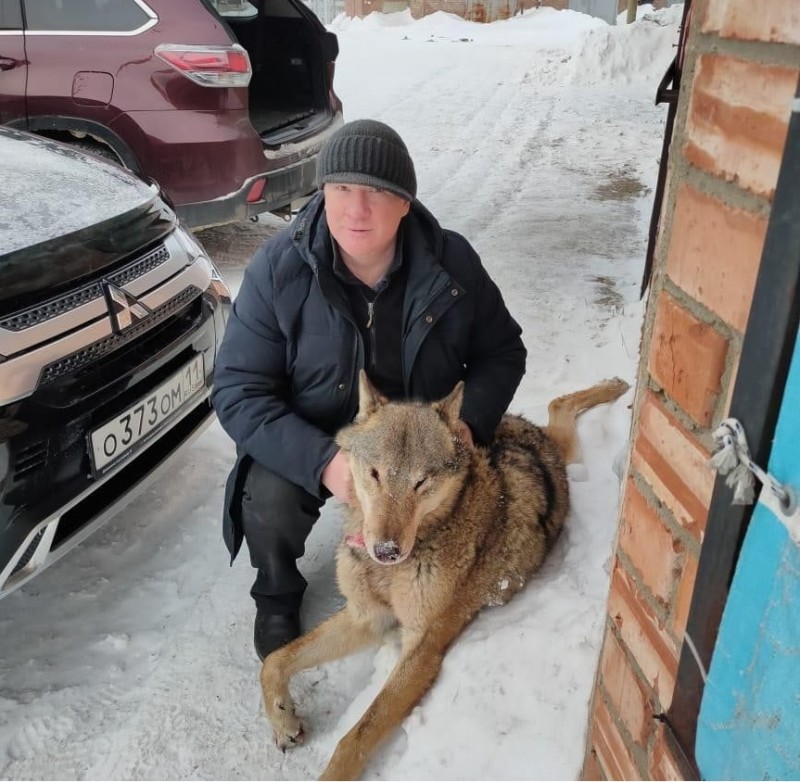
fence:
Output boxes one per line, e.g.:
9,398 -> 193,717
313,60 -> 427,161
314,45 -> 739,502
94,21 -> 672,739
568,0 -> 617,25
302,0 -> 346,24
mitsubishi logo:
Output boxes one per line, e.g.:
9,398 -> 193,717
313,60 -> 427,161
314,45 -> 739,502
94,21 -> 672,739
102,281 -> 151,334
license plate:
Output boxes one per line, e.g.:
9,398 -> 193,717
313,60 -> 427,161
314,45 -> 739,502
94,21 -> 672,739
90,355 -> 205,473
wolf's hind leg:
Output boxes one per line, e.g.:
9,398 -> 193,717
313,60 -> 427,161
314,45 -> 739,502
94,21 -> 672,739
260,606 -> 385,750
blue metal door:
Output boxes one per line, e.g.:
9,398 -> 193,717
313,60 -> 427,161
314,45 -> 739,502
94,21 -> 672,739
695,335 -> 800,779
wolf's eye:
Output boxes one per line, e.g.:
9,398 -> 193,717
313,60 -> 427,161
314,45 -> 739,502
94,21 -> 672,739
413,477 -> 427,492
370,467 -> 380,483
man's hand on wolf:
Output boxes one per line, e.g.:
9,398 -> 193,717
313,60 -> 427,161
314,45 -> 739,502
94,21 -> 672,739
322,450 -> 353,504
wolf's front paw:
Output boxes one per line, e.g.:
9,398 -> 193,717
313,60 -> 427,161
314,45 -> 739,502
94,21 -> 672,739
270,698 -> 306,751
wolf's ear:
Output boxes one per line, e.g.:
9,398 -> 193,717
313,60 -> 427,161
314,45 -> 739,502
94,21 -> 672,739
356,369 -> 388,421
433,381 -> 465,427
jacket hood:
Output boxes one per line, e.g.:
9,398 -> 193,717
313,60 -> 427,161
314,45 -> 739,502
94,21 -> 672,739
290,191 -> 446,272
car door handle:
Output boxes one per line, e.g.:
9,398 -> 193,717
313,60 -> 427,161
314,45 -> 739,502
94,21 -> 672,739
0,58 -> 18,71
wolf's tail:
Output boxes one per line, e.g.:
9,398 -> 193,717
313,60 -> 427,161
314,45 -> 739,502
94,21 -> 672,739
545,378 -> 630,464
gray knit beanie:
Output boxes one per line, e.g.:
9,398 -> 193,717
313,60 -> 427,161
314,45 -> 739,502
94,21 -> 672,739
317,119 -> 417,201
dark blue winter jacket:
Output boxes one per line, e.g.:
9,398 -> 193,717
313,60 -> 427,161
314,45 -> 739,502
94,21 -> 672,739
212,192 -> 526,560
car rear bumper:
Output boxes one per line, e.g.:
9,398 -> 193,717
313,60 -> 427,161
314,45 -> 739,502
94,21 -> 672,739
176,110 -> 345,229
177,153 -> 319,229
110,108 -> 343,230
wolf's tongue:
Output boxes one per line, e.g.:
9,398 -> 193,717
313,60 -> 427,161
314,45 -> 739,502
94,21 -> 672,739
345,531 -> 366,549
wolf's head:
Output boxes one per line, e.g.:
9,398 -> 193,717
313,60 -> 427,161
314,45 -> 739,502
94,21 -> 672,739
336,371 -> 471,566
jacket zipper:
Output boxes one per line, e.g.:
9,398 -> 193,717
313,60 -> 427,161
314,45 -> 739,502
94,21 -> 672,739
364,297 -> 378,371
402,278 -> 463,392
313,265 -> 364,418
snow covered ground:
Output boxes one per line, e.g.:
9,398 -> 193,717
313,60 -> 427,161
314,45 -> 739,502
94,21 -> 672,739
0,5 -> 681,780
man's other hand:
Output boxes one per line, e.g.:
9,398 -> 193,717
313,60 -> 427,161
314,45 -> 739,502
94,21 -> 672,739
322,449 -> 353,504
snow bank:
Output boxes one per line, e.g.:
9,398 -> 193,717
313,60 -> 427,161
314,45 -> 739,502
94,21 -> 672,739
329,4 -> 682,87
565,5 -> 684,85
330,6 -> 604,47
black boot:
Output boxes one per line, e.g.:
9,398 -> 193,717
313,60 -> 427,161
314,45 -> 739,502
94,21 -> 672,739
254,609 -> 301,662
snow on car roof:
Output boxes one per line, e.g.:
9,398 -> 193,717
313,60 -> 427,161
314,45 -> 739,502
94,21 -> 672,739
0,130 -> 156,256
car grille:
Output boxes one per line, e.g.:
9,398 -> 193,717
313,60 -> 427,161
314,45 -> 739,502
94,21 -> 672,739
40,287 -> 202,384
0,244 -> 170,332
15,439 -> 48,478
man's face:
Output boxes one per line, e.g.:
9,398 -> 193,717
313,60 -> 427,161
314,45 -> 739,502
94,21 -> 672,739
323,183 -> 410,265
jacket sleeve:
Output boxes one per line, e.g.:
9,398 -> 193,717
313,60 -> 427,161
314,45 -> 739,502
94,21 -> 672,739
455,238 -> 527,445
211,246 -> 338,498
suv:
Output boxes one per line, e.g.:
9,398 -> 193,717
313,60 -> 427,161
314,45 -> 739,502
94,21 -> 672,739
0,0 -> 343,229
0,127 -> 231,598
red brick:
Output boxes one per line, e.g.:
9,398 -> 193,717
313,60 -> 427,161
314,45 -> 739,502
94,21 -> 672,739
684,55 -> 796,199
619,479 -> 684,606
607,563 -> 679,710
648,293 -> 729,426
590,697 -> 642,781
582,747 -> 607,781
631,391 -> 714,541
666,185 -> 766,333
702,0 -> 800,45
672,552 -> 699,642
599,628 -> 653,745
649,721 -> 688,780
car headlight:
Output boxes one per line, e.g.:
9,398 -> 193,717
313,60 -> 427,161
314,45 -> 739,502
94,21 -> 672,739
209,261 -> 232,302
174,226 -> 206,261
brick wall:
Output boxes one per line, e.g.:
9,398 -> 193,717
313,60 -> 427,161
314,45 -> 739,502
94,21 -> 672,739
582,0 -> 800,778
348,0 -> 668,21
347,0 -> 559,19
408,0 -> 515,21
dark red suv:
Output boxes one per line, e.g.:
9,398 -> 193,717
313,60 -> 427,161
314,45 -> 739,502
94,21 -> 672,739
0,0 -> 343,229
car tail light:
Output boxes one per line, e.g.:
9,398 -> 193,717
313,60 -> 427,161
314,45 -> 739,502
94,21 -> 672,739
246,179 -> 267,203
154,44 -> 252,88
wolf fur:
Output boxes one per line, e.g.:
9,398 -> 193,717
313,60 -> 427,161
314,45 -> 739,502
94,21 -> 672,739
259,370 -> 629,780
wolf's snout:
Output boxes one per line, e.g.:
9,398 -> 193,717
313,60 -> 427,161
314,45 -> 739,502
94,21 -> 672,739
373,541 -> 401,563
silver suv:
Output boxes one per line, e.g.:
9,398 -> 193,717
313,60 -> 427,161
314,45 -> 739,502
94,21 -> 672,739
0,128 -> 231,598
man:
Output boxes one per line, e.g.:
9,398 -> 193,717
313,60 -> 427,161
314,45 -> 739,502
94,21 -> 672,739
212,119 -> 527,661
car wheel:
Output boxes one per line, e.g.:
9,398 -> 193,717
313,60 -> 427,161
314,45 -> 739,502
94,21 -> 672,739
65,136 -> 124,167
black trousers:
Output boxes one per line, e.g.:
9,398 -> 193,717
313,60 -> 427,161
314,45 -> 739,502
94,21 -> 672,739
240,459 -> 326,614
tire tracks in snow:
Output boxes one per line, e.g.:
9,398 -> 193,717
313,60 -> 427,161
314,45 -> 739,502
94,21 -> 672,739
411,59 -> 559,239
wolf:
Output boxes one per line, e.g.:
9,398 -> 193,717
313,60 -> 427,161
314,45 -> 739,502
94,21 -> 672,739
259,370 -> 629,780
